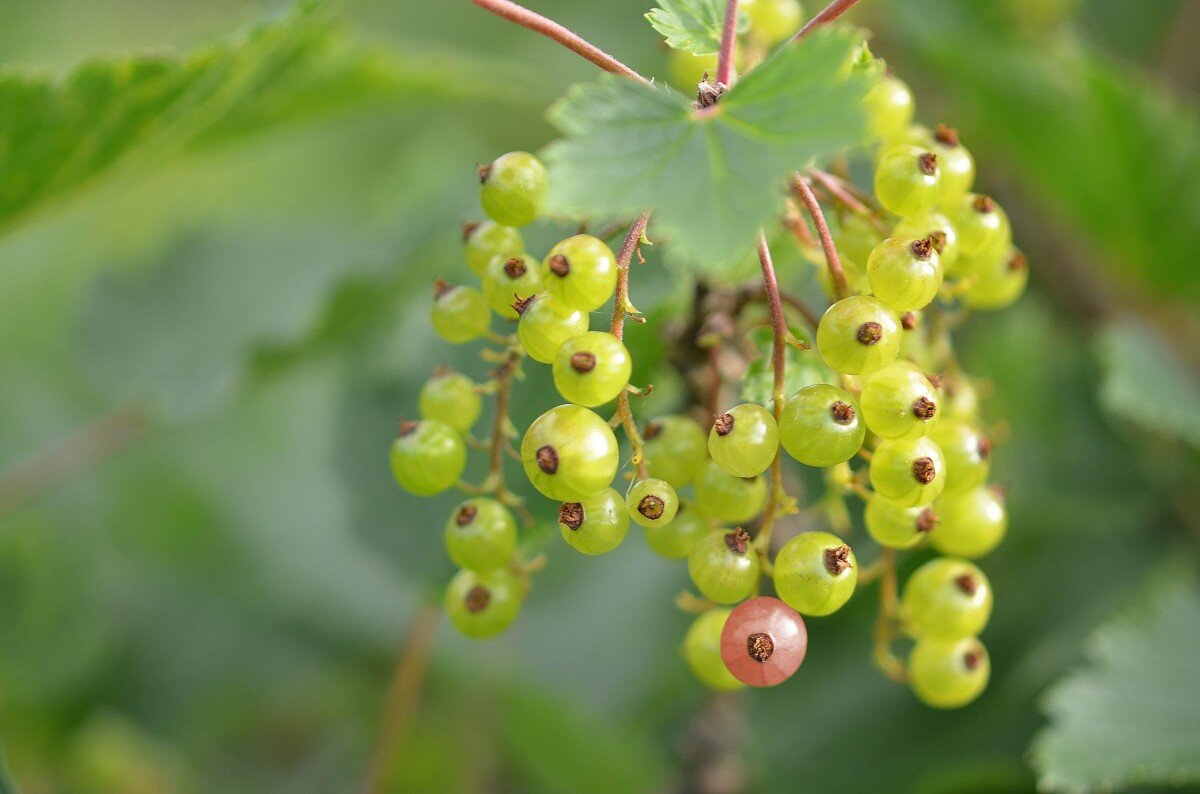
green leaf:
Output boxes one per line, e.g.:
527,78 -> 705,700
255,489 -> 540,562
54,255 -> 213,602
1031,573 -> 1200,792
646,0 -> 747,55
739,325 -> 831,406
0,1 -> 479,238
544,26 -> 868,269
1096,319 -> 1200,449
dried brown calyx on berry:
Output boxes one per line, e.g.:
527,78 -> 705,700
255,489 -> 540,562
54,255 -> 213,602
912,456 -> 937,484
917,151 -> 938,175
536,445 -> 559,474
724,528 -> 751,555
856,321 -> 883,346
714,413 -> 735,436
824,545 -> 853,575
558,502 -> 584,530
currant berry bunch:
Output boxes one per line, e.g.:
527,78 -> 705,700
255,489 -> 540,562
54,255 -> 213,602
392,0 -> 1026,711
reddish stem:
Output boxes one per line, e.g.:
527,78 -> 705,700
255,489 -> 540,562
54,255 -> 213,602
470,0 -> 649,83
792,0 -> 862,41
716,0 -> 740,86
753,232 -> 788,552
807,168 -> 890,233
791,175 -> 848,300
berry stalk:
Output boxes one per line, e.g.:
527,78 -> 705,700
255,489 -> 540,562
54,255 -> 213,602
470,0 -> 649,83
611,213 -> 653,480
872,547 -> 907,682
791,174 -> 849,300
753,232 -> 789,553
715,0 -> 741,87
791,0 -> 862,41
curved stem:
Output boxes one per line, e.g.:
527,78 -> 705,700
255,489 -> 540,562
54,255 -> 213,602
715,0 -> 740,86
807,168 -> 890,233
361,605 -> 441,793
791,174 -> 848,300
792,0 -> 862,41
611,213 -> 653,481
470,0 -> 649,83
753,232 -> 788,553
872,548 -> 907,683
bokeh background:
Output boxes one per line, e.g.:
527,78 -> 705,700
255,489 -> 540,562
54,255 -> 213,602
0,0 -> 1198,791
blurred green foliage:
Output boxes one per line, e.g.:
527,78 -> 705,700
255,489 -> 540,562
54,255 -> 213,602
0,0 -> 1196,792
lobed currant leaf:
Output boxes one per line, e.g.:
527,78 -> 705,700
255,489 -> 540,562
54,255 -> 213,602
543,26 -> 870,269
646,0 -> 748,56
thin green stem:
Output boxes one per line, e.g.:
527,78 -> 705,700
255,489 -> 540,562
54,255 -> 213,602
611,213 -> 653,480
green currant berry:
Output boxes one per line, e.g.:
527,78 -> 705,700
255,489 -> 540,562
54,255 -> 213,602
875,145 -> 942,217
779,384 -> 865,467
558,487 -> 630,555
521,404 -> 618,500
816,295 -> 902,375
902,557 -> 993,639
865,496 -> 939,549
644,499 -> 710,559
860,362 -> 940,439
866,236 -> 943,312
483,254 -> 543,319
688,528 -> 761,604
835,212 -> 885,272
892,211 -> 960,273
643,415 -> 709,486
938,372 -> 980,420
668,49 -> 719,92
445,568 -> 523,639
870,436 -> 946,507
514,291 -> 589,364
863,74 -> 915,142
683,608 -> 745,691
948,193 -> 1010,258
908,635 -> 990,709
745,0 -> 803,45
708,403 -> 780,478
552,331 -> 632,407
932,486 -> 1007,559
773,531 -> 857,616
464,220 -> 523,276
479,151 -> 547,228
964,248 -> 1028,310
390,419 -> 466,496
930,124 -> 975,200
431,280 -> 490,344
695,460 -> 767,524
419,369 -> 481,433
445,498 -> 517,572
543,235 -> 618,312
930,419 -> 991,495
627,478 -> 679,529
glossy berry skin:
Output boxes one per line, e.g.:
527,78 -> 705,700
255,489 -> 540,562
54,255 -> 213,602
479,151 -> 547,228
445,568 -> 523,639
893,211 -> 960,273
874,145 -> 941,217
948,193 -> 1011,258
465,220 -> 523,276
865,496 -> 938,549
688,528 -> 761,604
870,436 -> 946,507
902,557 -> 993,640
521,404 -> 618,500
515,291 -> 589,364
558,487 -> 630,555
863,74 -> 915,142
816,296 -> 902,376
866,236 -> 943,312
542,235 -> 618,312
720,596 -> 808,687
431,283 -> 490,344
445,498 -> 517,572
708,403 -> 780,478
683,608 -> 745,691
483,254 -> 543,319
695,460 -> 767,524
930,419 -> 991,495
964,248 -> 1028,310
929,125 -> 976,200
779,384 -> 865,467
908,635 -> 990,709
419,370 -> 481,432
773,531 -> 857,616
860,362 -> 940,440
626,478 -> 679,529
552,331 -> 632,407
644,499 -> 710,559
938,373 -> 980,421
744,0 -> 803,45
643,415 -> 708,486
932,486 -> 1007,559
390,420 -> 466,496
